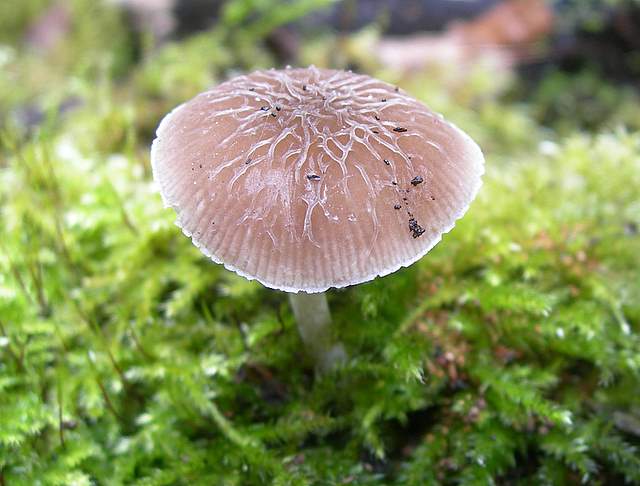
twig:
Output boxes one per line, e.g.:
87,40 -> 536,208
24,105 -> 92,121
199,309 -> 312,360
107,180 -> 138,235
128,325 -> 153,360
95,377 -> 123,422
72,301 -> 127,384
57,380 -> 65,447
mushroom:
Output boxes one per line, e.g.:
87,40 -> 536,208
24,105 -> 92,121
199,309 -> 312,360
150,66 -> 484,372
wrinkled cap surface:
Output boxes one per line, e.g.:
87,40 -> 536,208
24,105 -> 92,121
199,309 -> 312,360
151,66 -> 484,293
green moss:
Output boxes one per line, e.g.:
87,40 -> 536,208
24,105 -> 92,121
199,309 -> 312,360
1,2 -> 640,484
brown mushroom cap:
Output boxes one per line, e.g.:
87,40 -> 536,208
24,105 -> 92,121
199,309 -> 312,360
151,66 -> 484,293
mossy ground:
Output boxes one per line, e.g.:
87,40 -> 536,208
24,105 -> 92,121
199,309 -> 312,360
1,1 -> 639,484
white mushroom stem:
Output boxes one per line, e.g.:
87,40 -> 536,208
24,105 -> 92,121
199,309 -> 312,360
288,292 -> 346,373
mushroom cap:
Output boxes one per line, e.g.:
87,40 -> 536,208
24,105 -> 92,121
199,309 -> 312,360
151,66 -> 484,293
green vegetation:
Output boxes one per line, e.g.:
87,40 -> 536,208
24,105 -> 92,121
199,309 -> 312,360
1,1 -> 639,484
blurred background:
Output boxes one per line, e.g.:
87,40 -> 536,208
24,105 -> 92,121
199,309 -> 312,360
2,0 -> 640,139
2,1 -> 640,484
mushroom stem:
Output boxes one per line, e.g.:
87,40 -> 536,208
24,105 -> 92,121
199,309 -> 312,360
288,292 -> 346,373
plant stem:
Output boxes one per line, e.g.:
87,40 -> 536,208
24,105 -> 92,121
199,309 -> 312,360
288,292 -> 346,373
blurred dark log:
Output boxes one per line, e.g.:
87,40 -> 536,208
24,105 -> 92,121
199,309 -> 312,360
113,0 -> 640,83
308,0 -> 500,34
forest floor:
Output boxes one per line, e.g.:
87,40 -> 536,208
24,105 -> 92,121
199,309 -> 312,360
1,1 -> 640,484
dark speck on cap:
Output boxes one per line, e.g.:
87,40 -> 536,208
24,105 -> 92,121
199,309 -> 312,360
411,176 -> 424,186
409,218 -> 425,238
